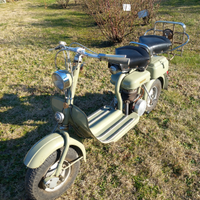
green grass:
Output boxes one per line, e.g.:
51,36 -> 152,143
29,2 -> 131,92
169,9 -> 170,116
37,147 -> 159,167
0,0 -> 200,200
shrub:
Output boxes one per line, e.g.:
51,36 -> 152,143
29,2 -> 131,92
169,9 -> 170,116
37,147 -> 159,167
83,0 -> 160,43
57,0 -> 70,8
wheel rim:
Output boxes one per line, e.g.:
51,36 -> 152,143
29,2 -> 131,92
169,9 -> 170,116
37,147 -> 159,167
147,86 -> 158,107
41,160 -> 71,192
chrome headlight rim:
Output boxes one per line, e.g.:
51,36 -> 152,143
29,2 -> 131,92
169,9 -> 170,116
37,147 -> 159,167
52,70 -> 72,91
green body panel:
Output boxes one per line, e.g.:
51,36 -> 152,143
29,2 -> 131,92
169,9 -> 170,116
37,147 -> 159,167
88,106 -> 139,143
67,62 -> 81,105
115,73 -> 126,110
163,72 -> 168,90
68,105 -> 140,143
111,70 -> 150,90
51,96 -> 70,125
24,132 -> 86,168
51,96 -> 64,112
109,112 -> 139,143
70,105 -> 93,138
147,56 -> 169,79
143,73 -> 168,101
89,108 -> 123,136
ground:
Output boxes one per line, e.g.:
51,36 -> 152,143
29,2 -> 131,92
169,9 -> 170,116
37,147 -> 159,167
0,0 -> 200,199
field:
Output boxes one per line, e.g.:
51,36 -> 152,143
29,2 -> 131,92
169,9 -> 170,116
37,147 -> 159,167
0,0 -> 200,199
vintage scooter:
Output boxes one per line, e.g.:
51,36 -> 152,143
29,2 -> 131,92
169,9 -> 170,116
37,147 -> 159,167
24,21 -> 189,200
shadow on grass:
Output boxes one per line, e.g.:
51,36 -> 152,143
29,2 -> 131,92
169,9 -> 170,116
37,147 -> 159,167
28,2 -> 84,11
161,0 -> 200,7
0,84 -> 114,199
25,2 -> 127,48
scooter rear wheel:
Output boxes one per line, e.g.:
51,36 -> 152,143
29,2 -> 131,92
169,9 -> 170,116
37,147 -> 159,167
146,79 -> 161,113
25,147 -> 80,200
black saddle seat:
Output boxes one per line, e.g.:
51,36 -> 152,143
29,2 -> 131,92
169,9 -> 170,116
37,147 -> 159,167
139,35 -> 172,54
115,46 -> 149,71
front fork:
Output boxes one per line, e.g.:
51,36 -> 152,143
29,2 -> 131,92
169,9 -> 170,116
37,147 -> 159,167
55,130 -> 70,177
46,123 -> 84,180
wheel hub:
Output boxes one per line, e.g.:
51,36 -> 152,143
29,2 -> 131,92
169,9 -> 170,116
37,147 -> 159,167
147,86 -> 158,106
44,177 -> 60,189
42,160 -> 71,192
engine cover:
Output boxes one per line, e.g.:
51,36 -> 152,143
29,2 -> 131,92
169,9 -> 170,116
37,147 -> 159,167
121,89 -> 138,102
134,99 -> 146,116
111,70 -> 150,90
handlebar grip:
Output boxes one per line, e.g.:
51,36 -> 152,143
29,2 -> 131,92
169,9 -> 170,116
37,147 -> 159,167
99,53 -> 130,65
55,46 -> 61,50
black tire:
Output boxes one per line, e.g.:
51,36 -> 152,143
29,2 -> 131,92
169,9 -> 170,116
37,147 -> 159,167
146,79 -> 161,113
25,147 -> 80,200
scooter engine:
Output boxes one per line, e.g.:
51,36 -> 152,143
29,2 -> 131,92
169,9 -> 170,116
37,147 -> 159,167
121,88 -> 146,116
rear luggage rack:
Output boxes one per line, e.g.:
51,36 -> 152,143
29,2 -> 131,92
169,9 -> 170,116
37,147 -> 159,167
143,21 -> 189,59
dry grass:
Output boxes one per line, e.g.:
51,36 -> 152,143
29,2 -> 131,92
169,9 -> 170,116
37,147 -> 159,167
0,0 -> 200,199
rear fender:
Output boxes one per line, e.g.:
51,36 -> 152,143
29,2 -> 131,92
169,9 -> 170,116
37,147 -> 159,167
161,73 -> 168,90
143,74 -> 168,101
143,79 -> 156,101
24,132 -> 86,169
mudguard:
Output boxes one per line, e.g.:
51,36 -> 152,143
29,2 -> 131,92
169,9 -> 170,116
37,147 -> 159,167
143,74 -> 168,101
143,79 -> 156,101
24,132 -> 86,169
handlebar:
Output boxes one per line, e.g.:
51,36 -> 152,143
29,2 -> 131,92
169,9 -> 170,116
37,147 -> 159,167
50,42 -> 130,65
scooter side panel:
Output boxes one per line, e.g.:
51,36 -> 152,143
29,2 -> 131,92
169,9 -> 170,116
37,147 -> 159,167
51,96 -> 65,113
51,96 -> 70,125
147,56 -> 169,79
24,132 -> 86,168
163,72 -> 168,90
69,105 -> 94,138
111,71 -> 151,90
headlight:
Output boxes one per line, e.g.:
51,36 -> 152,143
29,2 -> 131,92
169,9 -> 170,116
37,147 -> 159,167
52,70 -> 72,90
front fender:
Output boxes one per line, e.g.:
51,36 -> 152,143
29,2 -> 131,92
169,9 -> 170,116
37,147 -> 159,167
24,132 -> 86,169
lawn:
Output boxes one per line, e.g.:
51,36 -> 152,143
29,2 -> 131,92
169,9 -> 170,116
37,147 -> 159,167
0,0 -> 200,199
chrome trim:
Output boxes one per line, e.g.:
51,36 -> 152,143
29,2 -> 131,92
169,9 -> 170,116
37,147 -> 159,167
62,156 -> 83,170
52,70 -> 72,91
143,21 -> 190,54
69,42 -> 98,55
55,111 -> 65,124
144,28 -> 154,35
169,32 -> 189,52
129,41 -> 152,58
155,21 -> 186,31
143,84 -> 153,104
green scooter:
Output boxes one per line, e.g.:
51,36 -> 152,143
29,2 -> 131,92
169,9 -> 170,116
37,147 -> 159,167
24,21 -> 189,200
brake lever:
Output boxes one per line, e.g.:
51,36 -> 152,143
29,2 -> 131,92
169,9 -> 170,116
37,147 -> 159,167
49,41 -> 67,51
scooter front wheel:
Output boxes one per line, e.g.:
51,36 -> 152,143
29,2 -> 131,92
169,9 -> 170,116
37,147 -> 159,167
25,147 -> 80,200
146,79 -> 161,113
